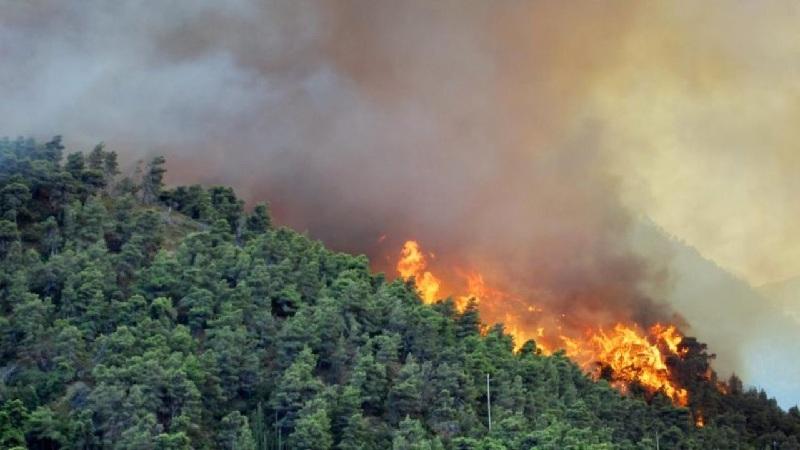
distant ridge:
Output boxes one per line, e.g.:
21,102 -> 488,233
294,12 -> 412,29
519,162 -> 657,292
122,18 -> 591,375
632,218 -> 800,409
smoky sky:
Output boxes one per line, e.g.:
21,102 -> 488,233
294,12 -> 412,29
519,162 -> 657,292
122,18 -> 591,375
2,1 -> 799,407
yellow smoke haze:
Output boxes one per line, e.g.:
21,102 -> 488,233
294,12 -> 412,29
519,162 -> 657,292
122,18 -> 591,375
593,2 -> 800,286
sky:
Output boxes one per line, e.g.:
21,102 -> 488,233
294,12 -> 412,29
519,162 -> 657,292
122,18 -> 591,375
1,0 -> 799,407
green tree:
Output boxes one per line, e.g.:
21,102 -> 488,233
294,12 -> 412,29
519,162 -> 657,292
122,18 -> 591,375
179,287 -> 215,333
349,350 -> 388,416
287,398 -> 333,450
270,347 -> 324,434
455,298 -> 481,340
0,182 -> 31,222
245,203 -> 272,237
25,406 -> 66,449
0,400 -> 28,449
392,417 -> 443,450
388,357 -> 424,423
141,155 -> 167,204
338,412 -> 379,450
76,196 -> 109,247
0,219 -> 19,257
219,411 -> 257,450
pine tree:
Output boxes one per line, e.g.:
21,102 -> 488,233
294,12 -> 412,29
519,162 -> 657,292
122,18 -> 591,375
0,183 -> 30,222
392,417 -> 443,450
251,402 -> 269,450
455,298 -> 481,340
76,196 -> 109,247
219,411 -> 257,450
246,203 -> 272,236
65,152 -> 85,180
270,347 -> 324,434
141,156 -> 167,204
41,216 -> 62,256
350,350 -> 388,416
0,220 -> 19,257
0,399 -> 29,449
388,356 -> 424,423
339,412 -> 378,450
287,398 -> 333,450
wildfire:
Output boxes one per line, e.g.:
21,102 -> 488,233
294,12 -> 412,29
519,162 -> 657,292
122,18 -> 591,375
395,239 -> 691,407
651,323 -> 685,355
397,240 -> 441,303
566,324 -> 689,406
458,272 -> 487,309
695,411 -> 705,428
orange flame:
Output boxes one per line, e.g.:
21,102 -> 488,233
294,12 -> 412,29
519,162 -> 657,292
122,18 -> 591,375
651,323 -> 685,355
395,239 -> 691,406
695,411 -> 705,428
458,272 -> 487,309
565,323 -> 688,406
397,240 -> 441,303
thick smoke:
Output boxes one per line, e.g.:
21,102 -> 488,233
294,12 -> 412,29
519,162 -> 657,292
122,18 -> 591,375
2,1 -> 799,407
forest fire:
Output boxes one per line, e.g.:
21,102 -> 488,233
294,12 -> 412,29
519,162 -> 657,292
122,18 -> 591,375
397,240 -> 442,303
396,239 -> 690,406
569,323 -> 689,406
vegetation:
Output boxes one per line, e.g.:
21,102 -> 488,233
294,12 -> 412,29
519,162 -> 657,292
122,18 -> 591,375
0,136 -> 798,449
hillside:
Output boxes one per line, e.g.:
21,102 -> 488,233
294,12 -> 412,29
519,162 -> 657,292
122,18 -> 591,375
630,219 -> 800,409
1,136 -> 799,449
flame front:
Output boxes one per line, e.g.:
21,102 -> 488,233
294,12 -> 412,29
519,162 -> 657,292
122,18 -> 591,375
396,239 -> 690,407
567,323 -> 688,406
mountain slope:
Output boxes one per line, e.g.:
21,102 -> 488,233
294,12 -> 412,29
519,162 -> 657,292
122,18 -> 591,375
631,219 -> 800,409
0,137 -> 798,449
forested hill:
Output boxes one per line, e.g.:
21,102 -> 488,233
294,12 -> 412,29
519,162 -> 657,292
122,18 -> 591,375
0,137 -> 798,449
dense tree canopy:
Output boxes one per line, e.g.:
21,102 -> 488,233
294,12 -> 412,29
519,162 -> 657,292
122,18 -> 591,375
0,137 -> 797,449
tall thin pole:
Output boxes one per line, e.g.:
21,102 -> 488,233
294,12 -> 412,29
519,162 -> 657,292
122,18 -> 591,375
486,373 -> 492,432
655,431 -> 659,450
275,409 -> 281,450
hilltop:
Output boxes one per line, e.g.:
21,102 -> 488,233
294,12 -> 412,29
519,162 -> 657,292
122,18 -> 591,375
0,136 -> 798,449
